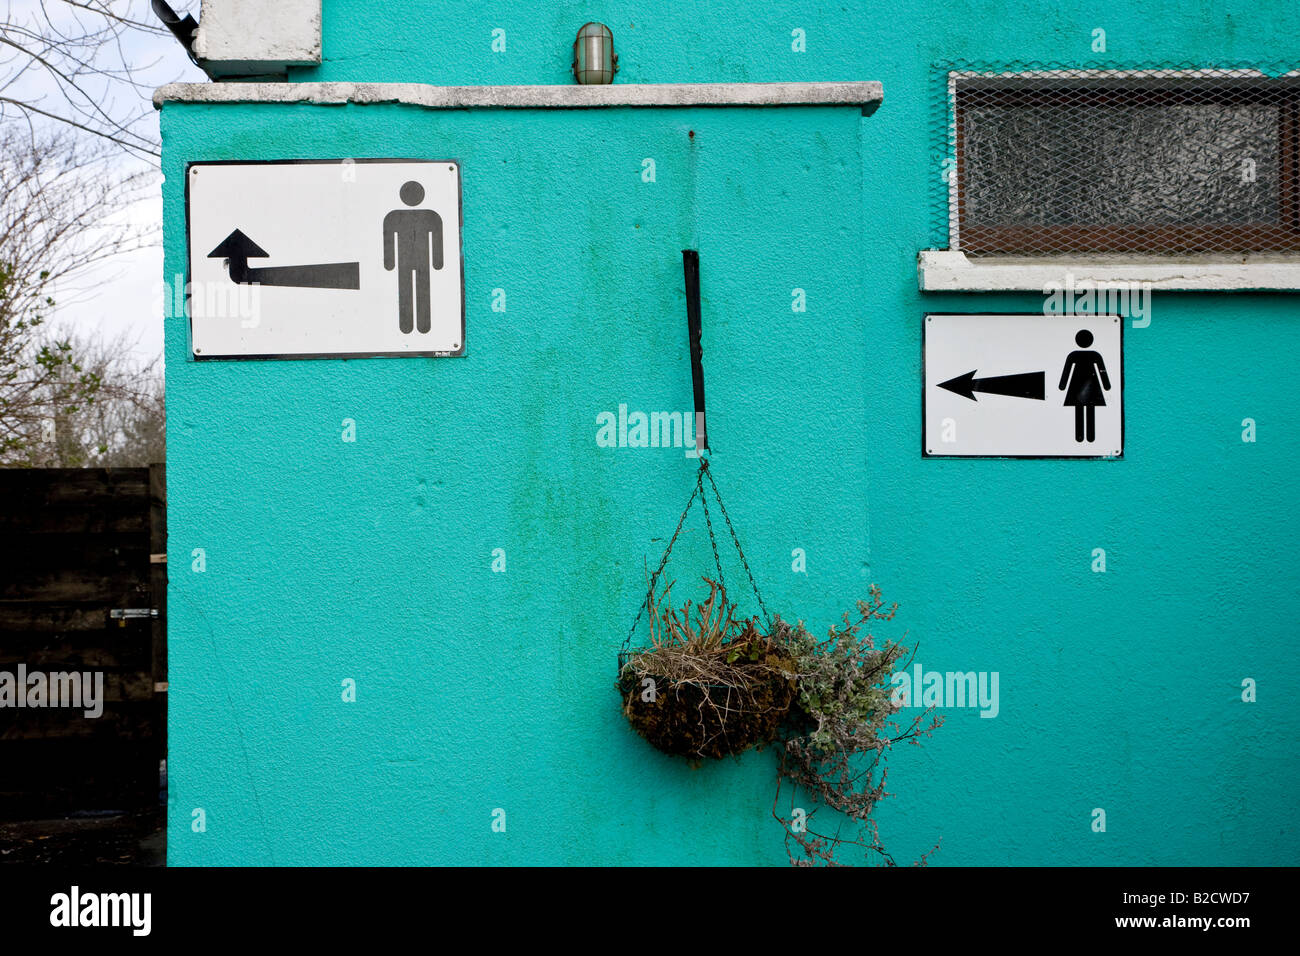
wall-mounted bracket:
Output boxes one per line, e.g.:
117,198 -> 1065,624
683,250 -> 708,453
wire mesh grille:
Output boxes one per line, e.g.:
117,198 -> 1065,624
933,64 -> 1300,256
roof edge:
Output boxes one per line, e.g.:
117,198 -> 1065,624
154,80 -> 884,113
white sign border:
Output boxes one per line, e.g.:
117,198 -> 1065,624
184,157 -> 466,361
922,312 -> 1126,460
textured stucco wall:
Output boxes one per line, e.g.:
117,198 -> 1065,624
164,0 -> 1300,865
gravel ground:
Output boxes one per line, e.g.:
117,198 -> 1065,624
0,808 -> 165,865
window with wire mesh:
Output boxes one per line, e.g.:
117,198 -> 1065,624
943,69 -> 1300,256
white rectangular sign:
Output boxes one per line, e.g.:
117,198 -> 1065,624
924,314 -> 1123,458
187,159 -> 464,359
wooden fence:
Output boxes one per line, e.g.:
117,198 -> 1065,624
0,467 -> 165,817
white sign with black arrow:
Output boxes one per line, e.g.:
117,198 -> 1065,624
186,159 -> 464,359
924,314 -> 1123,458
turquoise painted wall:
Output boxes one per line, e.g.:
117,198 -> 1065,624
164,0 -> 1300,865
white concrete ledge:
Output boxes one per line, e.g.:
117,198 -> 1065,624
919,249 -> 1300,292
153,80 -> 883,113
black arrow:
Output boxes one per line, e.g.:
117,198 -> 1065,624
208,229 -> 360,290
938,369 -> 1045,402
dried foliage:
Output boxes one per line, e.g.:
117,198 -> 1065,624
773,586 -> 944,866
619,578 -> 796,759
620,580 -> 943,866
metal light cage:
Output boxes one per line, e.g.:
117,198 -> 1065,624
931,62 -> 1300,257
573,22 -> 618,85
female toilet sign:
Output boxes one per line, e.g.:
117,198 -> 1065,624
186,159 -> 464,359
1057,329 -> 1112,444
923,314 -> 1123,458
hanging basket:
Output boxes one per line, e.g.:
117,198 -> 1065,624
619,637 -> 796,759
617,460 -> 793,759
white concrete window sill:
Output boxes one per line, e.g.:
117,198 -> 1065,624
919,250 -> 1300,292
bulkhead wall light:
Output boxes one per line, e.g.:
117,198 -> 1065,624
573,22 -> 618,84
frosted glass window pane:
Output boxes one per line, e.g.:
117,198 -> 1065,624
963,103 -> 1281,227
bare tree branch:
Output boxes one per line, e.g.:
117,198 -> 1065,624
61,0 -> 170,34
0,126 -> 156,464
0,1 -> 199,161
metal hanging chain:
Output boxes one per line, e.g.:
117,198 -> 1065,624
623,458 -> 772,653
621,473 -> 703,653
697,470 -> 729,604
700,458 -> 771,630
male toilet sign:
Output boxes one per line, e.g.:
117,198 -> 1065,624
923,314 -> 1123,458
383,180 -> 444,334
186,159 -> 464,359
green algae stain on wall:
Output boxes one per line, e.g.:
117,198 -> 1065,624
164,98 -> 869,865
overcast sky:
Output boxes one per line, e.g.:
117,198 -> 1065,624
5,0 -> 206,367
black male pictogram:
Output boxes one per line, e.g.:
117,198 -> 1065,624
383,180 -> 444,333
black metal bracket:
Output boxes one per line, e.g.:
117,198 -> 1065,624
151,1 -> 200,66
682,249 -> 708,452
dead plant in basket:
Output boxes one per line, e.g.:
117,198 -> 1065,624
618,577 -> 797,760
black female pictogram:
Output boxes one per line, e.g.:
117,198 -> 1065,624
1058,329 -> 1111,442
